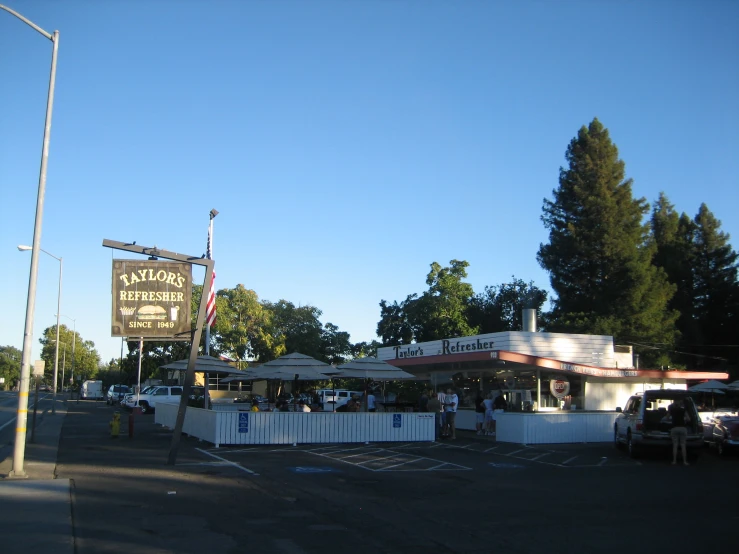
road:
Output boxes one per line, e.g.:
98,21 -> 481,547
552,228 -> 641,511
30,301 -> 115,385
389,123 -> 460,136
51,402 -> 737,554
0,389 -> 55,460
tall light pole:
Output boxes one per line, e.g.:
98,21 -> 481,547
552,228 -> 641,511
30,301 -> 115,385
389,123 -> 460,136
3,4 -> 60,479
18,245 -> 62,413
56,314 -> 76,394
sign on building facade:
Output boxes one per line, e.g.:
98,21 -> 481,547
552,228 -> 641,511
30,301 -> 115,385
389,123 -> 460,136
111,260 -> 192,338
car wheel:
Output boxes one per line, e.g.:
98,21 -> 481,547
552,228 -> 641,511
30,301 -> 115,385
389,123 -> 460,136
140,402 -> 149,415
627,430 -> 639,458
614,426 -> 622,450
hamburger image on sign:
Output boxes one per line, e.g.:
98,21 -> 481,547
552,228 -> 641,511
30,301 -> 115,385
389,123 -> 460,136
137,305 -> 167,320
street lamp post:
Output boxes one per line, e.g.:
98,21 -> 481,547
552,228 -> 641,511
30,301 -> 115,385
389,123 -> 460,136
56,314 -> 76,395
18,245 -> 62,414
2,4 -> 60,479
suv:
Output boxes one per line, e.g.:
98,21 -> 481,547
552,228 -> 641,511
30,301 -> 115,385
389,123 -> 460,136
615,389 -> 703,459
106,384 -> 131,405
123,385 -> 183,414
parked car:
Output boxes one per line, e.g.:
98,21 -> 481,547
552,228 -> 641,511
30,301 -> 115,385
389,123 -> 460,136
614,389 -> 703,459
122,385 -> 183,414
106,384 -> 131,405
702,408 -> 739,456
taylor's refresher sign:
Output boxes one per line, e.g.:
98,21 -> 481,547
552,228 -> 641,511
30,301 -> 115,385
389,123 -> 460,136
111,260 -> 192,338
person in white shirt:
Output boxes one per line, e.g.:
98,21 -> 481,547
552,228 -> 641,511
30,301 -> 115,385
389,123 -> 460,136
298,400 -> 311,412
482,393 -> 495,435
367,391 -> 376,412
443,388 -> 459,439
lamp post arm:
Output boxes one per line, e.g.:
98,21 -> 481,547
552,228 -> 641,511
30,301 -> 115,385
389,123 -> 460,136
0,4 -> 55,40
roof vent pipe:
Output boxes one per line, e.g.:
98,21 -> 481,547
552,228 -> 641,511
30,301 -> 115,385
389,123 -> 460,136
522,309 -> 537,332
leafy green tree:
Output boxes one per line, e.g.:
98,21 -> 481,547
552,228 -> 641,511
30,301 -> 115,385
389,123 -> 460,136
414,260 -> 478,341
377,260 -> 478,344
377,296 -> 416,346
320,322 -> 353,364
0,345 -> 21,390
264,300 -> 323,360
351,340 -> 381,358
468,278 -> 548,333
214,285 -> 277,366
537,118 -> 678,364
40,325 -> 102,385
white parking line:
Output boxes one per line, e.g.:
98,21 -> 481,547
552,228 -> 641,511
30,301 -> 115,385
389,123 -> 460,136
196,448 -> 260,475
561,456 -> 578,465
530,452 -> 552,461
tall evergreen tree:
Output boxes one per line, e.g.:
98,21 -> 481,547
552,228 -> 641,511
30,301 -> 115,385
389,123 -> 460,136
691,204 -> 739,358
650,193 -> 697,345
537,119 -> 678,363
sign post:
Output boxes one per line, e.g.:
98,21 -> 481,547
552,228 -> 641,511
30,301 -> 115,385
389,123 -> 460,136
102,239 -> 213,466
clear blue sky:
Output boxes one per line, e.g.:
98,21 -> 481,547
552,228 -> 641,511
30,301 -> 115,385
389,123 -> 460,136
2,0 -> 737,365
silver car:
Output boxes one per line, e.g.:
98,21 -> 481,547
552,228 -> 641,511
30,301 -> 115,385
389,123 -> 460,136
615,390 -> 703,459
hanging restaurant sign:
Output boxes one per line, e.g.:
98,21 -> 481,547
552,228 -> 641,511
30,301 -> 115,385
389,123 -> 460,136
111,259 -> 192,338
550,379 -> 570,399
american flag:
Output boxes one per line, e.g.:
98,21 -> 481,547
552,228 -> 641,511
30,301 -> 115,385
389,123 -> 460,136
205,220 -> 216,328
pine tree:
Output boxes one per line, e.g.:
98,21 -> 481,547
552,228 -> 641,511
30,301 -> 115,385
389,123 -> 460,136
537,119 -> 678,363
691,204 -> 739,356
650,194 -> 697,344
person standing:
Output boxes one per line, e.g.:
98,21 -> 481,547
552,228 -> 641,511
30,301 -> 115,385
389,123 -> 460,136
419,389 -> 429,412
475,392 -> 486,435
443,388 -> 459,439
668,398 -> 690,465
367,390 -> 376,412
483,393 -> 495,435
437,390 -> 447,437
427,392 -> 442,440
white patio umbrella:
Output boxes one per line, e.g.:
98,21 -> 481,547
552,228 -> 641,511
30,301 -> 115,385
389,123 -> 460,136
335,357 -> 416,380
160,355 -> 244,375
688,379 -> 729,393
335,357 -> 417,411
689,379 -> 729,410
160,355 -> 245,408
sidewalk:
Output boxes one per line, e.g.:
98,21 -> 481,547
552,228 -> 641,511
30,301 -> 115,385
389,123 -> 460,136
0,399 -> 73,554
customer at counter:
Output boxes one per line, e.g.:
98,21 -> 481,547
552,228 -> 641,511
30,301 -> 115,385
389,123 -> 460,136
427,392 -> 442,439
443,388 -> 459,439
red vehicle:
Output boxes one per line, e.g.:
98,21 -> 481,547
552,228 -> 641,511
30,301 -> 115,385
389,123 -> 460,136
703,408 -> 739,456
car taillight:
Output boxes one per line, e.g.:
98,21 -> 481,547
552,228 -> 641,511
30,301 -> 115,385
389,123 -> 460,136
635,419 -> 643,431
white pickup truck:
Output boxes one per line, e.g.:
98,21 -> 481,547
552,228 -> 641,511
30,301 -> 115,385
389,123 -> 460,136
122,385 -> 183,414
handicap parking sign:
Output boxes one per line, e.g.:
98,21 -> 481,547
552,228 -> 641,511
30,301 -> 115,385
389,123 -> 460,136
238,412 -> 249,433
393,414 -> 402,428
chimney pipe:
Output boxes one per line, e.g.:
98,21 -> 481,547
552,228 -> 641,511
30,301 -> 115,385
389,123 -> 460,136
522,309 -> 537,332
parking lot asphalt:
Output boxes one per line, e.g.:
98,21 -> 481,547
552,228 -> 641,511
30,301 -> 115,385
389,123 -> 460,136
3,399 -> 737,554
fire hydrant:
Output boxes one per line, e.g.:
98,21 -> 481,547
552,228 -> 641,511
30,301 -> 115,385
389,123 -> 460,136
109,412 -> 121,438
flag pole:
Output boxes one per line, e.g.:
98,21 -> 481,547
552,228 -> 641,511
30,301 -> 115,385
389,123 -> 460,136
204,209 -> 218,411
205,209 -> 218,355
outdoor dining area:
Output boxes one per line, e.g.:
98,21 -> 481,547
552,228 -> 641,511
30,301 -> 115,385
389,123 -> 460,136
154,352 -> 435,446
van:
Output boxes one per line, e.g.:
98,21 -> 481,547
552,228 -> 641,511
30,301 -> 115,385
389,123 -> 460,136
316,389 -> 363,411
80,380 -> 104,400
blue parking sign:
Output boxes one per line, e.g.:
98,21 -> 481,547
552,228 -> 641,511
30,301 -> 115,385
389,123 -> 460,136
393,414 -> 402,428
238,412 -> 249,433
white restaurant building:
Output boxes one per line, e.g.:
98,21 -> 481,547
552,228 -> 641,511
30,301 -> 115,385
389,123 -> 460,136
378,317 -> 728,443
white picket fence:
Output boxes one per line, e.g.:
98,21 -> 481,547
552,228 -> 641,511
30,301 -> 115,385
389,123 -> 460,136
495,412 -> 619,444
155,402 -> 435,447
